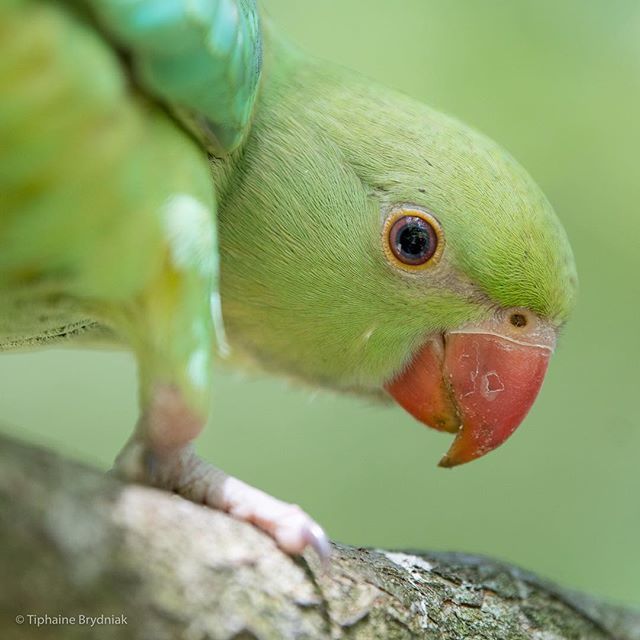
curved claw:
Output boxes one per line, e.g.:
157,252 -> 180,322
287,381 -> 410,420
221,476 -> 330,560
303,522 -> 332,568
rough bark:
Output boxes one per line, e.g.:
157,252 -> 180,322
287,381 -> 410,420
0,434 -> 638,640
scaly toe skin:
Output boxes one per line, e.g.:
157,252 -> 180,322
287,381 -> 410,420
271,505 -> 331,560
112,444 -> 331,561
111,439 -> 147,483
222,477 -> 331,561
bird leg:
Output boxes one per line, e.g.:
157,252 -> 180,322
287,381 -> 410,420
109,216 -> 329,558
115,416 -> 330,558
113,389 -> 330,559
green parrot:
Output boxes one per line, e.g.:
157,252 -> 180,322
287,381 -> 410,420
1,0 -> 577,557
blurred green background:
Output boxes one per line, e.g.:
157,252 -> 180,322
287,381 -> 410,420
1,0 -> 639,606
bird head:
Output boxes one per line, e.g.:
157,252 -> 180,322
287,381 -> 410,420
215,45 -> 577,467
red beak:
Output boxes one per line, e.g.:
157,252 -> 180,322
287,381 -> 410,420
385,310 -> 556,467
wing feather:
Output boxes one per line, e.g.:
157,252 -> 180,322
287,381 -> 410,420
87,0 -> 262,154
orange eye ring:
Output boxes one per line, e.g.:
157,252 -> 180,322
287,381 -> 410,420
383,207 -> 445,271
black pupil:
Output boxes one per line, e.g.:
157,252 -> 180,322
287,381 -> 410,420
398,222 -> 430,258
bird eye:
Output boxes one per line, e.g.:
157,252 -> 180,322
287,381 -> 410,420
383,208 -> 443,270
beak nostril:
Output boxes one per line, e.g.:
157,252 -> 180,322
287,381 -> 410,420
509,313 -> 527,328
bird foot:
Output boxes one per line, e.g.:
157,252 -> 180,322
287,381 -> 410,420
220,476 -> 331,559
112,441 -> 330,561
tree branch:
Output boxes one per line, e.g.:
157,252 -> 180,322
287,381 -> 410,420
0,434 -> 638,639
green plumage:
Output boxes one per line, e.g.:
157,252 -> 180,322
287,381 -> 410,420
214,35 -> 576,391
1,1 -> 218,416
0,0 -> 576,490
86,0 -> 261,153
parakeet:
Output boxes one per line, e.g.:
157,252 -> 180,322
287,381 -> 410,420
0,0 -> 577,558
